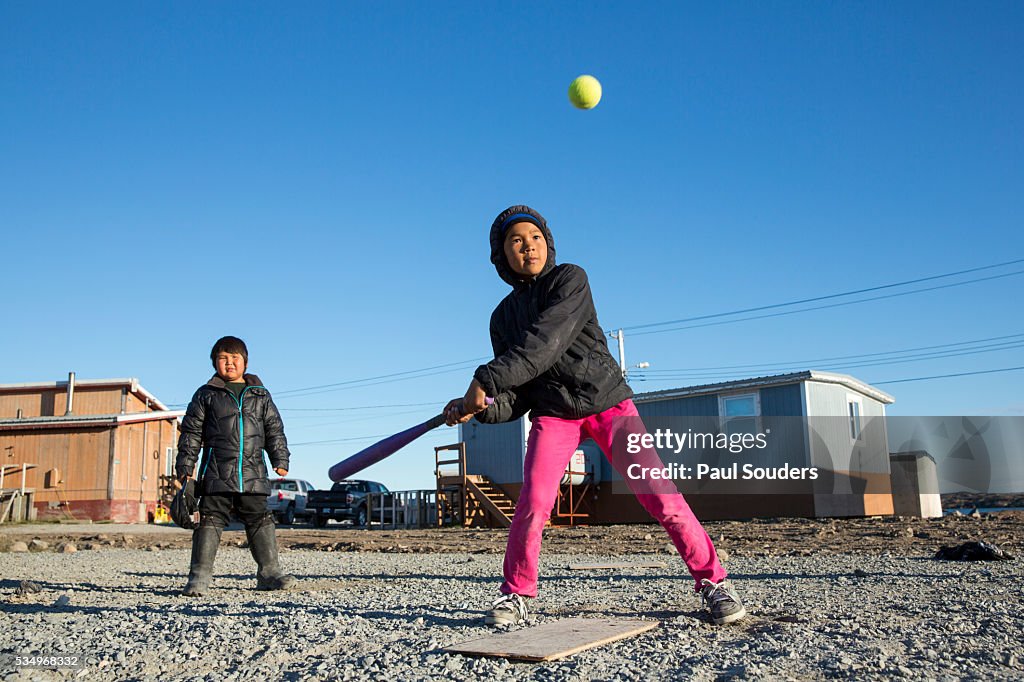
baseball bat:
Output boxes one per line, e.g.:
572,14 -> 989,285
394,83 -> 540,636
327,398 -> 492,482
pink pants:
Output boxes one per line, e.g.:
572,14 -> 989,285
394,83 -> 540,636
501,399 -> 727,597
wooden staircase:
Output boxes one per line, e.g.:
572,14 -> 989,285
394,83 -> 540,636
435,443 -> 518,529
465,475 -> 516,528
434,442 -> 592,529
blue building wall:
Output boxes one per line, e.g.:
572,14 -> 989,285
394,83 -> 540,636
459,418 -> 527,484
459,378 -> 889,491
760,383 -> 804,417
636,393 -> 719,418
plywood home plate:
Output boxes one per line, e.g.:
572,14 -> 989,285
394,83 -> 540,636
567,561 -> 668,570
444,618 -> 660,662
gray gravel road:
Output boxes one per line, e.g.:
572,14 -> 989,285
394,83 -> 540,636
1,548 -> 1021,681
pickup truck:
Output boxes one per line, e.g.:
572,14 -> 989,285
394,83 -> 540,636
267,478 -> 316,525
306,480 -> 391,528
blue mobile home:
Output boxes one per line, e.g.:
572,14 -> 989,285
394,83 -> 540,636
459,371 -> 896,521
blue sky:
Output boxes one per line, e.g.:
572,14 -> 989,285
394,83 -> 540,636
2,2 -> 1022,491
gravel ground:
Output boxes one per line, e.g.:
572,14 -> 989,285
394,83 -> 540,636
5,510 -> 1023,558
1,545 -> 1021,681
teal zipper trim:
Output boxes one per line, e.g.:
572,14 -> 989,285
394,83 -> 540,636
235,386 -> 252,491
200,448 -> 211,479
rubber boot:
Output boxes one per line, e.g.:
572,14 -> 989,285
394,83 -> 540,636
182,526 -> 222,596
245,516 -> 296,591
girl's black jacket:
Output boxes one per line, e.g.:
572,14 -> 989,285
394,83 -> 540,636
474,206 -> 632,424
175,373 -> 290,496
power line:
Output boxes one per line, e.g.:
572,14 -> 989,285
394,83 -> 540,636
169,259 -> 1024,406
280,401 -> 440,412
619,257 -> 1024,333
632,361 -> 1024,388
275,357 -> 486,396
291,366 -> 1024,444
169,366 -> 472,406
290,408 -> 434,431
872,366 -> 1024,385
280,366 -> 477,400
630,364 -> 1024,389
633,339 -> 1024,380
788,341 -> 1024,373
274,358 -> 488,400
290,428 -> 455,447
634,332 -> 1024,373
289,433 -> 398,447
633,343 -> 1024,381
627,269 -> 1024,337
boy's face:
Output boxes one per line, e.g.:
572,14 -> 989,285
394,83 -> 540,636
215,352 -> 246,383
503,222 -> 548,278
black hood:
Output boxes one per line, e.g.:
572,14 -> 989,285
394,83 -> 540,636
489,205 -> 557,287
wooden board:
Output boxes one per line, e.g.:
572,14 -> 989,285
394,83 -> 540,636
444,617 -> 659,662
567,561 -> 668,570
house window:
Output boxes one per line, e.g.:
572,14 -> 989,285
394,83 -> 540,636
720,393 -> 759,436
848,396 -> 863,441
165,447 -> 174,477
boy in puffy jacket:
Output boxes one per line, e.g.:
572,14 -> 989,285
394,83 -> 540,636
175,335 -> 296,596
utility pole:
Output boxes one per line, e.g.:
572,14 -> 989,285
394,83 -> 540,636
610,329 -> 626,377
609,328 -> 649,379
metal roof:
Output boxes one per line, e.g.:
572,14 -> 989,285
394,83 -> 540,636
633,370 -> 895,405
0,410 -> 184,431
0,377 -> 170,411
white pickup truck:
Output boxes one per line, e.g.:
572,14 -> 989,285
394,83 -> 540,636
266,478 -> 316,525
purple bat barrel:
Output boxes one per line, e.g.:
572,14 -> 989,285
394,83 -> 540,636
327,398 -> 492,482
328,413 -> 447,482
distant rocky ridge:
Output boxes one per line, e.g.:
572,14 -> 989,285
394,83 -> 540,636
941,492 -> 1024,510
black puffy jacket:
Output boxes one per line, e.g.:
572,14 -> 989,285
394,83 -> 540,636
474,206 -> 632,423
175,373 -> 290,496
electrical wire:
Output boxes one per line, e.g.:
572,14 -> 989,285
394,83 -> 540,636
169,260 -> 1024,404
289,408 -> 432,431
292,365 -> 1024,447
166,260 -> 1024,407
290,428 -> 454,448
632,339 -> 1024,381
625,269 -> 1024,337
280,401 -> 440,412
616,257 -> 1024,334
274,357 -> 488,398
871,366 -> 1024,385
634,332 -> 1024,373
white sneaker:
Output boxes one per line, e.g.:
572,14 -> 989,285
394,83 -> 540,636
485,593 -> 529,626
700,578 -> 747,625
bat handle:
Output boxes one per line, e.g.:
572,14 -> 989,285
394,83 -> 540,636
425,413 -> 448,430
460,396 -> 494,417
439,397 -> 495,428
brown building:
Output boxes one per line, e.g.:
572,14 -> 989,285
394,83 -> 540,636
0,375 -> 183,522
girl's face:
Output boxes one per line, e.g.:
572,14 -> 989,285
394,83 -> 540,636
503,222 -> 548,278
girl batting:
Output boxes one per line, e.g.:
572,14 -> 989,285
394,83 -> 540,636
444,205 -> 746,627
